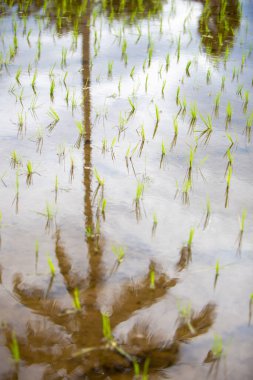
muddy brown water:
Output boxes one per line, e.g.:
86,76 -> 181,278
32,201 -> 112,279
0,0 -> 253,379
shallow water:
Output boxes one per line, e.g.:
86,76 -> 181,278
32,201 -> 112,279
0,0 -> 253,379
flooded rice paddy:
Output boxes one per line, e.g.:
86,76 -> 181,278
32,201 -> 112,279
0,0 -> 253,379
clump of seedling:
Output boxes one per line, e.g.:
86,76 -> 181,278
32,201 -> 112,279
47,107 -> 60,131
25,160 -> 39,186
35,127 -> 44,153
38,202 -> 56,230
189,102 -> 198,131
225,165 -> 232,208
177,301 -> 195,334
134,181 -> 144,220
160,140 -> 166,168
112,245 -> 125,264
170,117 -> 179,150
204,334 -> 224,370
176,228 -> 194,271
199,114 -> 213,145
75,120 -> 85,148
153,104 -> 160,138
245,112 -> 253,142
214,92 -> 221,115
152,212 -> 158,236
243,90 -> 249,113
237,209 -> 247,254
185,60 -> 192,76
203,195 -> 211,230
10,151 -> 22,168
214,259 -> 220,289
226,101 -> 232,126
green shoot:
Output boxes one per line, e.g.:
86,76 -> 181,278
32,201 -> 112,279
94,168 -> 104,187
73,288 -> 81,310
112,245 -> 125,263
186,60 -> 191,76
101,313 -> 112,340
10,331 -> 20,363
187,228 -> 195,248
47,253 -> 55,276
211,334 -> 223,359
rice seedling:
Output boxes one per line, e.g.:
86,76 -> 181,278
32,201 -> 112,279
142,357 -> 150,380
31,69 -> 37,94
221,75 -> 225,91
214,92 -> 221,115
176,86 -> 180,106
206,68 -> 211,84
243,90 -> 249,113
25,160 -> 35,186
214,259 -> 220,289
241,53 -> 246,70
148,41 -> 154,67
134,181 -> 144,220
224,148 -> 233,176
130,65 -> 135,79
15,67 -> 22,85
182,178 -> 191,205
63,71 -> 68,88
61,47 -> 67,67
145,73 -> 148,93
189,102 -> 198,129
75,120 -> 85,148
236,84 -> 243,97
185,60 -> 192,76
226,101 -> 232,125
35,127 -> 44,153
176,35 -> 181,62
225,165 -> 232,208
107,60 -> 113,77
27,28 -> 32,46
36,36 -> 41,61
150,267 -> 155,289
170,117 -> 179,151
187,227 -> 195,249
199,114 -> 213,144
245,112 -> 253,143
101,312 -> 112,341
177,301 -> 195,334
94,167 -> 105,188
237,209 -> 247,254
48,107 -> 60,131
71,90 -> 78,113
50,78 -> 55,100
249,293 -> 253,325
72,287 -> 82,311
152,212 -> 158,236
10,331 -> 20,363
47,253 -> 56,276
10,151 -> 22,168
17,111 -> 25,134
203,195 -> 211,230
153,104 -> 160,138
211,334 -> 223,359
112,245 -> 125,264
165,53 -> 170,72
161,79 -> 166,97
128,97 -> 136,115
160,140 -> 166,168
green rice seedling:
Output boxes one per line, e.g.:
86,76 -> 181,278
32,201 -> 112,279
221,75 -> 225,91
112,245 -> 125,263
161,79 -> 166,97
148,41 -> 154,67
186,60 -> 192,76
225,165 -> 232,208
158,64 -> 163,79
152,104 -> 160,138
150,267 -> 155,289
189,102 -> 198,129
75,120 -> 85,148
15,67 -> 22,85
10,151 -> 22,168
94,168 -> 104,187
206,68 -> 211,84
107,60 -> 113,77
27,28 -> 32,46
101,198 -> 107,218
160,140 -> 166,168
135,181 -> 144,220
36,37 -> 41,61
214,92 -> 221,114
48,107 -> 60,130
145,73 -> 148,93
211,334 -> 223,359
245,112 -> 253,142
133,360 -> 140,377
224,148 -> 233,176
187,228 -> 195,249
249,293 -> 253,325
61,47 -> 67,67
204,195 -> 211,229
65,88 -> 70,106
49,62 -> 56,79
31,69 -> 37,94
226,101 -> 232,125
26,160 -> 34,186
165,53 -> 170,71
72,288 -> 81,311
177,301 -> 195,334
10,331 -> 20,363
35,127 -> 44,153
142,357 -> 150,380
63,71 -> 68,88
176,35 -> 181,62
71,90 -> 78,114
50,78 -> 55,100
29,95 -> 38,118
214,259 -> 220,289
121,37 -> 127,61
243,90 -> 249,113
182,178 -> 191,204
128,97 -> 136,115
199,114 -> 213,144
176,86 -> 180,106
170,117 -> 179,150
236,84 -> 243,97
130,65 -> 135,79
182,97 -> 187,116
42,202 -> 55,230
152,212 -> 158,236
17,111 -> 25,133
241,53 -> 246,70
101,312 -> 112,341
237,209 -> 247,254
47,253 -> 55,276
